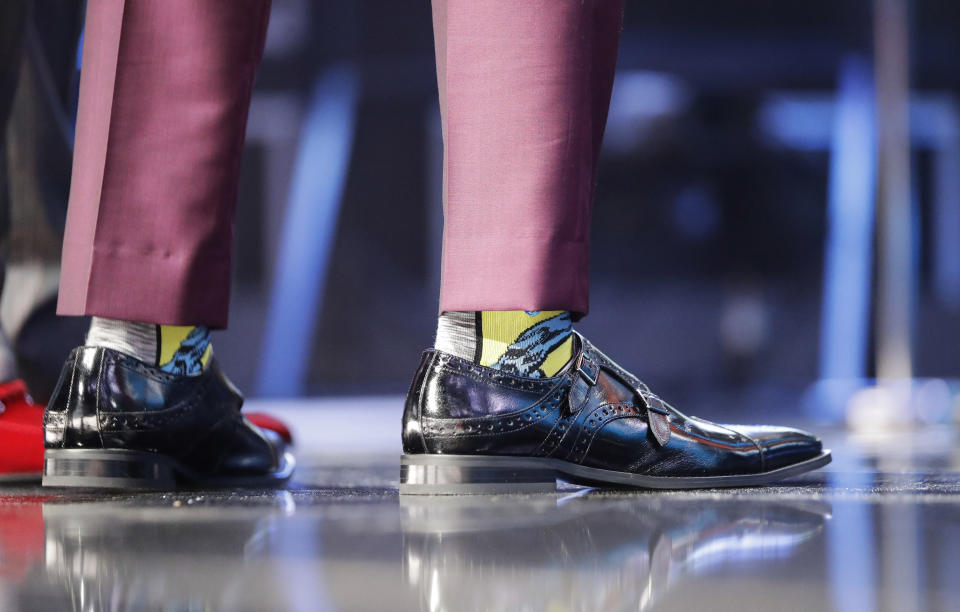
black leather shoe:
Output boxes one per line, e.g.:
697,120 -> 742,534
42,346 -> 295,490
400,332 -> 830,494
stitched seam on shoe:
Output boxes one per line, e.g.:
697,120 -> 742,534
418,377 -> 566,440
422,417 -> 543,438
575,414 -> 637,464
95,350 -> 106,449
422,401 -> 549,426
421,396 -> 560,438
548,406 -> 595,460
415,352 -> 436,452
536,417 -> 570,458
99,411 -> 208,432
684,419 -> 758,449
98,403 -> 206,431
423,418 -> 547,439
422,415 -> 559,438
561,404 -> 606,462
754,435 -> 810,445
540,385 -> 599,458
51,354 -> 80,446
114,359 -> 187,384
569,403 -> 644,464
97,392 -> 211,419
64,353 -> 78,415
716,423 -> 764,472
436,364 -> 558,395
96,377 -> 214,432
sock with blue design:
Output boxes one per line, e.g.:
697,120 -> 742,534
86,317 -> 213,376
435,310 -> 574,378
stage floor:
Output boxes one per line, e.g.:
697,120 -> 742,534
0,414 -> 958,611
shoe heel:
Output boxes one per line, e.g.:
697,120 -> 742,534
43,449 -> 177,490
399,455 -> 558,495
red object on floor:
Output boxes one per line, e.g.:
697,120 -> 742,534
0,378 -> 293,481
246,413 -> 294,445
0,379 -> 44,480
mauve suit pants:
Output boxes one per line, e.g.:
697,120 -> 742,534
57,0 -> 624,328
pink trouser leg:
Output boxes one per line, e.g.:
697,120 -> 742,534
57,0 -> 272,328
434,0 -> 624,316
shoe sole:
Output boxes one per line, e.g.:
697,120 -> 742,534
42,448 -> 296,491
0,471 -> 41,484
399,450 -> 832,495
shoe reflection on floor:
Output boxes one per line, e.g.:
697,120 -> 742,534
401,492 -> 829,611
14,493 -> 298,612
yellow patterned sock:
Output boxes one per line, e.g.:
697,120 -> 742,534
479,311 -> 573,378
158,325 -> 213,375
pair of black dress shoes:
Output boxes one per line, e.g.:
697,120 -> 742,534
42,332 -> 829,491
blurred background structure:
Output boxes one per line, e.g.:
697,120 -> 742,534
218,0 -> 960,428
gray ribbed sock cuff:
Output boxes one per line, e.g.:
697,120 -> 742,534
434,311 -> 479,362
86,317 -> 158,365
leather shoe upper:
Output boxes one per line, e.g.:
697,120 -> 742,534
403,332 -> 821,478
44,346 -> 282,478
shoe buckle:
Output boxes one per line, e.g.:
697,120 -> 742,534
642,394 -> 672,446
576,353 -> 599,386
643,394 -> 671,416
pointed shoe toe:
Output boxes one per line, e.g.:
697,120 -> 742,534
732,425 -> 824,472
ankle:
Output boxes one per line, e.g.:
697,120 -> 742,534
435,310 -> 573,378
86,317 -> 212,375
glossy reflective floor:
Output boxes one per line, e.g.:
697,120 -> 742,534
1,423 -> 958,611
